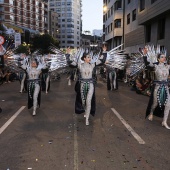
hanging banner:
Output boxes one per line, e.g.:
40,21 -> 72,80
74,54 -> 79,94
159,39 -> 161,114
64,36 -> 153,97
15,33 -> 21,47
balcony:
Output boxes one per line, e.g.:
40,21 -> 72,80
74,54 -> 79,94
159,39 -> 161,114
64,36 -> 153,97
114,9 -> 123,20
113,28 -> 123,37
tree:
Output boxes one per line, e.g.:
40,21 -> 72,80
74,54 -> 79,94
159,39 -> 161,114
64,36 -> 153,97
15,43 -> 30,55
32,34 -> 59,54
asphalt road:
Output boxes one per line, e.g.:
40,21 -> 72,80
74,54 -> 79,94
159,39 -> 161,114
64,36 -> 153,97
0,76 -> 170,170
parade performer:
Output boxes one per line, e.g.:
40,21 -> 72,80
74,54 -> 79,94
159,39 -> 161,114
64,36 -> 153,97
66,48 -> 106,125
102,45 -> 117,90
18,54 -> 27,93
41,67 -> 50,94
143,46 -> 170,129
104,44 -> 127,90
41,55 -> 50,94
20,56 -> 47,116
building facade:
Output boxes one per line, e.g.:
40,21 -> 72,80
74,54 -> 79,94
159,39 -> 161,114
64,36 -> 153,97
103,0 -> 123,50
124,0 -> 145,54
0,0 -> 47,34
48,10 -> 59,40
48,0 -> 82,48
138,0 -> 170,55
103,0 -> 170,55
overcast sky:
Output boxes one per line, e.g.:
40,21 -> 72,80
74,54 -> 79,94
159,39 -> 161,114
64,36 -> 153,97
82,0 -> 103,34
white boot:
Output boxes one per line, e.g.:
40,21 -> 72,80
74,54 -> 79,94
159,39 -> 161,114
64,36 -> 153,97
162,108 -> 170,129
162,122 -> 170,129
68,79 -> 71,86
85,118 -> 89,126
32,110 -> 36,116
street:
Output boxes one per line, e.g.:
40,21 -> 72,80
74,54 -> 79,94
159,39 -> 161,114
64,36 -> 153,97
0,76 -> 170,170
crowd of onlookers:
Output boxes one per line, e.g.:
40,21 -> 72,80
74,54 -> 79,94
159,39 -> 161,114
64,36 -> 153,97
0,67 -> 18,84
130,77 -> 152,97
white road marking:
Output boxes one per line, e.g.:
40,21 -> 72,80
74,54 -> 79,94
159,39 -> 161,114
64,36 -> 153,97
111,108 -> 145,145
73,114 -> 79,170
0,106 -> 26,135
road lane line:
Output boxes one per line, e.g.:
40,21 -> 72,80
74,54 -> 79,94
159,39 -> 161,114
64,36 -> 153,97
73,114 -> 79,170
111,108 -> 145,145
0,106 -> 26,135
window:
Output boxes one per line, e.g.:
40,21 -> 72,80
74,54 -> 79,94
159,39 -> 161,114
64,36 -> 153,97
114,19 -> 121,28
67,24 -> 74,28
111,6 -> 113,15
67,41 -> 74,44
128,0 -> 131,4
108,25 -> 109,33
67,2 -> 72,6
9,0 -> 13,5
127,13 -> 130,25
139,0 -> 145,11
114,0 -> 122,10
145,24 -> 151,42
10,15 -> 14,20
67,35 -> 74,38
108,9 -> 110,18
56,2 -> 61,6
151,0 -> 157,4
132,9 -> 136,21
67,7 -> 72,11
158,18 -> 165,40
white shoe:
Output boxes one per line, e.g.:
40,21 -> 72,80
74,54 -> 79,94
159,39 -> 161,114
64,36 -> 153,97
86,119 -> 89,126
32,111 -> 36,116
148,114 -> 153,121
84,114 -> 86,118
162,122 -> 170,129
68,80 -> 71,86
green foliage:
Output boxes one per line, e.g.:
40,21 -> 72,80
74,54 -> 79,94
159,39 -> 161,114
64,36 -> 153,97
32,34 -> 59,54
15,43 -> 30,55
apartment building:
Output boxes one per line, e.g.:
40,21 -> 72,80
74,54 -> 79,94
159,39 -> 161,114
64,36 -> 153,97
0,0 -> 47,34
103,0 -> 124,50
48,10 -> 59,40
48,0 -> 82,48
103,0 -> 170,55
124,0 -> 170,55
124,0 -> 145,53
138,0 -> 170,55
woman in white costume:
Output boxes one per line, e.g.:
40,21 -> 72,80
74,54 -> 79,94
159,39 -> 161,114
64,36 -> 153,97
66,49 -> 106,125
20,57 -> 47,116
145,50 -> 170,129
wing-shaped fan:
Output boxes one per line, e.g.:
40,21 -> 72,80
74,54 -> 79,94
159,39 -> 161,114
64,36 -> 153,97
126,53 -> 145,77
106,44 -> 127,70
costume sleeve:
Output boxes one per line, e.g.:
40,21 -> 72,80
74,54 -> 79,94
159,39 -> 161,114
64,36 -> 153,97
19,58 -> 28,70
95,53 -> 107,66
65,54 -> 77,67
37,63 -> 47,71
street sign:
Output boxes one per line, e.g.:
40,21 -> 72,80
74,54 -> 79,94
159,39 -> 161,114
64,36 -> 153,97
15,33 -> 21,47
